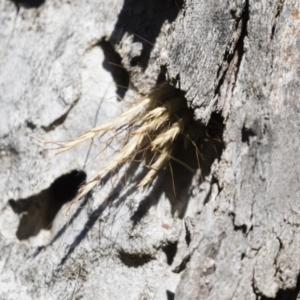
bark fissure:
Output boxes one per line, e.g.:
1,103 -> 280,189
214,0 -> 249,97
270,0 -> 285,42
1,0 -> 300,298
41,97 -> 80,132
260,236 -> 300,300
229,211 -> 250,235
261,274 -> 300,300
252,272 -> 261,300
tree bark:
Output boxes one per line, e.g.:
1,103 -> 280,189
1,0 -> 300,299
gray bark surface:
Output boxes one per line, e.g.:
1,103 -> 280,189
1,0 -> 300,299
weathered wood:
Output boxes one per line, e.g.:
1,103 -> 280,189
1,0 -> 300,299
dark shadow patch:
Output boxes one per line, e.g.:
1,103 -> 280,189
162,242 -> 178,265
230,212 -> 248,235
260,270 -> 300,300
32,192 -> 91,258
156,65 -> 168,85
185,232 -> 191,246
241,125 -> 256,145
98,38 -> 130,100
110,0 -> 184,70
203,176 -> 220,205
131,110 -> 225,225
185,224 -> 192,246
57,162 -> 141,266
9,170 -> 86,240
166,290 -> 175,300
26,120 -> 37,130
172,253 -> 191,273
11,0 -> 45,9
118,251 -> 153,268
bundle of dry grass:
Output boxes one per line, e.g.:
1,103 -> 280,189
56,82 -> 202,200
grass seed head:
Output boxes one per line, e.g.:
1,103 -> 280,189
55,82 -> 201,200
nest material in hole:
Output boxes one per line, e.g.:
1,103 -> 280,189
55,82 -> 203,200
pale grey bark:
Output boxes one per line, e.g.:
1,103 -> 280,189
1,0 -> 300,299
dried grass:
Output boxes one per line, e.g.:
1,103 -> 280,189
54,82 -> 200,200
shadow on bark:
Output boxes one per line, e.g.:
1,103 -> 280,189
131,111 -> 225,225
261,271 -> 300,300
11,0 -> 45,9
110,0 -> 184,70
97,38 -> 130,100
166,290 -> 175,300
9,170 -> 86,240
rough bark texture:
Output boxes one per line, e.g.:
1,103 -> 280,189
1,0 -> 300,299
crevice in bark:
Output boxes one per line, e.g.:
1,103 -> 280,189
162,241 -> 178,265
261,237 -> 300,300
185,229 -> 191,245
97,38 -> 130,100
261,271 -> 300,300
9,170 -> 86,240
229,212 -> 248,235
203,176 -> 220,205
252,274 -> 260,300
270,0 -> 285,41
184,218 -> 194,246
214,0 -> 249,96
42,97 -> 80,132
172,253 -> 191,273
241,124 -> 256,145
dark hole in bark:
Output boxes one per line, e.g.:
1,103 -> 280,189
9,170 -> 86,240
162,242 -> 178,265
98,38 -> 130,101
